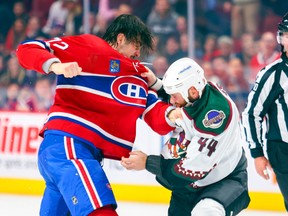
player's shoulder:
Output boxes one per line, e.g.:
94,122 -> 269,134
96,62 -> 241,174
60,34 -> 102,44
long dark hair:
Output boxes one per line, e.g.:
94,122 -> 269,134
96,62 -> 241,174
103,14 -> 154,55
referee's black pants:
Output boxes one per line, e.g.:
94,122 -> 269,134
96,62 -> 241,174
267,140 -> 288,211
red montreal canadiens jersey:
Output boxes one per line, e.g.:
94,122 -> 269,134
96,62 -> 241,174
16,34 -> 174,160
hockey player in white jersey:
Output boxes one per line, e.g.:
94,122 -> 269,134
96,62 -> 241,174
122,58 -> 250,216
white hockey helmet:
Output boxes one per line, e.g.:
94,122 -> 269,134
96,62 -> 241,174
163,57 -> 207,102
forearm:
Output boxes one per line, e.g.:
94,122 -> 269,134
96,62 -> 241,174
146,155 -> 192,188
16,42 -> 59,73
145,155 -> 162,176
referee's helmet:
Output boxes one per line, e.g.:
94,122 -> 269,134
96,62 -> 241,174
277,12 -> 288,45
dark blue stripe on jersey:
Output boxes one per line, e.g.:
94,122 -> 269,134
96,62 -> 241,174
21,39 -> 51,52
56,75 -> 147,99
57,74 -> 113,93
48,116 -> 132,150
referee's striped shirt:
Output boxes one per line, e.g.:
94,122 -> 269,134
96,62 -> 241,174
242,52 -> 288,158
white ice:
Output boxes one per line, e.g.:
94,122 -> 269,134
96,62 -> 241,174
0,194 -> 286,216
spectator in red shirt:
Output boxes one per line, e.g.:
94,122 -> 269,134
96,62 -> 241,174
249,31 -> 280,85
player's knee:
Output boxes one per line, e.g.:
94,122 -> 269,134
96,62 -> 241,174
192,198 -> 225,216
88,205 -> 118,216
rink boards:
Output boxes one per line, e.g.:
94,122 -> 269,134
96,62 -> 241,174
0,111 -> 285,212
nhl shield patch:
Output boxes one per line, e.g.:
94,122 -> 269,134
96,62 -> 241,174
110,59 -> 120,73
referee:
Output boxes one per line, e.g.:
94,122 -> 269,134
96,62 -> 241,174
242,12 -> 288,211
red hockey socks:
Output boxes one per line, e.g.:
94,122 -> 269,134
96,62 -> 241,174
88,205 -> 118,216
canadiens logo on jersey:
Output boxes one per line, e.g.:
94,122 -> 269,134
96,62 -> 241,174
110,60 -> 120,73
202,110 -> 226,129
111,76 -> 147,107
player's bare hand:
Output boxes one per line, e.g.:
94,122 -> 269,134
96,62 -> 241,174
141,66 -> 157,87
167,108 -> 182,123
121,151 -> 147,170
49,62 -> 82,78
254,156 -> 272,180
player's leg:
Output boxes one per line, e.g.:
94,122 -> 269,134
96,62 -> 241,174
195,151 -> 250,215
38,136 -> 70,216
40,186 -> 69,216
168,191 -> 197,216
194,178 -> 250,216
191,198 -> 225,216
38,134 -> 118,216
57,136 -> 118,216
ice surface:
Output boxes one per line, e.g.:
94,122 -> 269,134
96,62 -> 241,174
0,194 -> 285,216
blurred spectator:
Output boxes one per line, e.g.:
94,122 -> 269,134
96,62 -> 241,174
1,82 -> 20,111
164,35 -> 185,64
5,18 -> 27,54
0,87 -> 6,108
115,3 -> 132,17
34,77 -> 54,112
201,61 -> 221,84
214,35 -> 238,61
176,16 -> 187,35
140,36 -> 160,64
93,14 -> 108,37
97,0 -> 133,26
152,55 -> 169,78
151,55 -> 170,102
259,7 -> 282,34
64,1 -> 82,36
231,0 -> 260,39
179,33 -> 189,57
248,31 -> 280,85
12,1 -> 30,25
42,0 -> 78,36
80,12 -> 98,35
172,0 -> 187,17
211,55 -> 229,89
130,0 -> 155,23
261,0 -> 287,30
16,85 -> 36,111
0,37 -> 5,56
236,32 -> 256,66
226,57 -> 249,113
202,33 -> 218,62
49,23 -> 66,38
193,0 -> 230,41
30,0 -> 55,27
25,16 -> 49,40
22,69 -> 43,87
146,0 -> 179,54
204,0 -> 231,36
0,4 -> 14,40
0,55 -> 26,87
97,0 -> 118,24
0,54 -> 7,86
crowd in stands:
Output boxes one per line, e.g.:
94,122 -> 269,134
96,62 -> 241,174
0,0 -> 286,113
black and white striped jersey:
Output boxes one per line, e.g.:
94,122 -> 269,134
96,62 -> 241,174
242,52 -> 288,158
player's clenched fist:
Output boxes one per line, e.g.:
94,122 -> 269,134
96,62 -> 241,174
167,107 -> 182,123
49,62 -> 82,78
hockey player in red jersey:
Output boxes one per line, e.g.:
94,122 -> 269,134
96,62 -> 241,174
122,58 -> 250,216
16,14 -> 175,216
